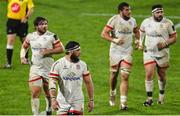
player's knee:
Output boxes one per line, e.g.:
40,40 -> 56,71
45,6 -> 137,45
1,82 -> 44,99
31,87 -> 41,98
120,68 -> 130,81
146,72 -> 153,79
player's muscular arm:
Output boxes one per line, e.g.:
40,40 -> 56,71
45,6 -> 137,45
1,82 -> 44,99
83,73 -> 94,112
20,40 -> 30,64
158,33 -> 177,50
166,33 -> 177,46
101,26 -> 124,45
133,27 -> 140,49
49,77 -> 59,110
101,26 -> 114,42
138,29 -> 145,50
40,42 -> 64,57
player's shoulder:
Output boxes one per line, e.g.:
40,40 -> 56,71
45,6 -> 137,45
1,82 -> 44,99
109,14 -> 119,21
141,17 -> 152,24
45,30 -> 55,36
56,57 -> 65,63
53,57 -> 65,66
79,60 -> 87,66
144,17 -> 152,22
130,17 -> 136,21
162,17 -> 174,25
129,17 -> 137,24
26,31 -> 36,38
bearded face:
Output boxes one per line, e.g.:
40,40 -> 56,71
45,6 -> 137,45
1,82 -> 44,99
153,11 -> 163,22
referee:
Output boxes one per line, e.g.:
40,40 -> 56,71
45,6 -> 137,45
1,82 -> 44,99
4,0 -> 34,68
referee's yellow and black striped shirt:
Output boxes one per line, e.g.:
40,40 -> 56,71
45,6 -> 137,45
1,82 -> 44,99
7,0 -> 34,20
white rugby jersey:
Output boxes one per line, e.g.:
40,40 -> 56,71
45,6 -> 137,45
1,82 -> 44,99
25,30 -> 60,65
49,57 -> 89,105
107,15 -> 137,53
140,17 -> 176,57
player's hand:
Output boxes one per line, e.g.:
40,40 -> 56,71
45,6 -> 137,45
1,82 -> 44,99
134,39 -> 140,50
88,100 -> 94,112
51,99 -> 59,111
20,57 -> 28,64
21,17 -> 28,23
40,48 -> 51,57
112,38 -> 125,45
157,41 -> 168,50
137,45 -> 143,51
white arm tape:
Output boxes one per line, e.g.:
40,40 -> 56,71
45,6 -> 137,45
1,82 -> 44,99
49,78 -> 57,90
60,42 -> 65,51
20,47 -> 28,58
139,30 -> 145,46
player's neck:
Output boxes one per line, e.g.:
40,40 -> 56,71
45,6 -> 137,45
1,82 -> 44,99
120,14 -> 130,21
65,55 -> 71,62
37,31 -> 47,35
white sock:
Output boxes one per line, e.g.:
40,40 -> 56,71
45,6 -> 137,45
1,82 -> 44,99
110,89 -> 116,96
120,95 -> 127,105
158,80 -> 166,92
145,80 -> 153,100
31,98 -> 39,115
45,97 -> 51,112
159,93 -> 164,101
158,80 -> 166,101
145,80 -> 153,92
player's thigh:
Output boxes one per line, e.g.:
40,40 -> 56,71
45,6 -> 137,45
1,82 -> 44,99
157,67 -> 168,79
109,54 -> 122,72
29,76 -> 42,97
144,52 -> 157,76
156,55 -> 169,68
42,78 -> 50,96
120,54 -> 133,76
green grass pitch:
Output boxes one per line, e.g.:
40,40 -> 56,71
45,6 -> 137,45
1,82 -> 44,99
0,0 -> 180,115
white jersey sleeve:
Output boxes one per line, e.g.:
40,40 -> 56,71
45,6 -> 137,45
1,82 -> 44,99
140,18 -> 148,32
49,61 -> 60,79
81,61 -> 90,76
167,19 -> 176,35
106,15 -> 117,29
52,34 -> 61,46
132,17 -> 137,28
25,33 -> 32,44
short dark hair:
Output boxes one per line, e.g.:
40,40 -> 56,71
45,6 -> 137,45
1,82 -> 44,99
33,17 -> 47,26
152,4 -> 163,11
65,41 -> 80,54
118,2 -> 129,12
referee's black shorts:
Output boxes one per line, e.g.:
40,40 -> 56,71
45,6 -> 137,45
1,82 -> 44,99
6,18 -> 28,38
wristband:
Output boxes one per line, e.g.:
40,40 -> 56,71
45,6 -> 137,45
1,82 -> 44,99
51,97 -> 56,100
89,99 -> 94,101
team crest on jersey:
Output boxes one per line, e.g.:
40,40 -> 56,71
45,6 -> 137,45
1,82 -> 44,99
128,21 -> 132,26
43,37 -> 47,41
148,24 -> 151,28
11,3 -> 20,13
76,64 -> 80,70
63,65 -> 68,69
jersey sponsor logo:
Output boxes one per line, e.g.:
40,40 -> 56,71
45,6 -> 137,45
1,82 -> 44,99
63,76 -> 80,81
128,21 -> 133,26
11,3 -> 20,13
63,65 -> 68,69
63,72 -> 81,81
